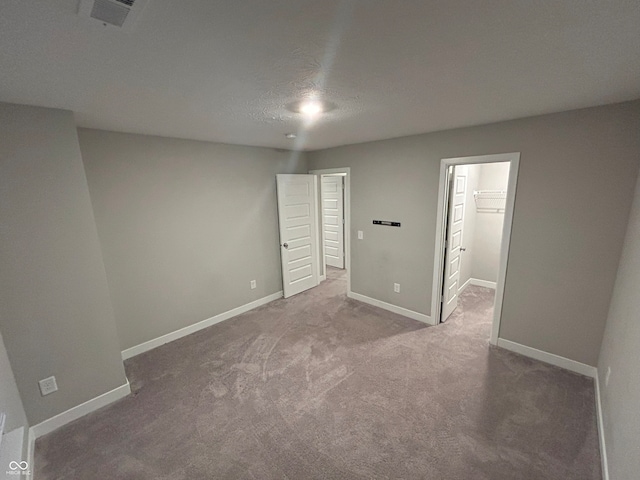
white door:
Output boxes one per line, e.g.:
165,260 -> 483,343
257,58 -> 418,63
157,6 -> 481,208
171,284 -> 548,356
321,175 -> 344,269
442,165 -> 467,322
276,174 -> 320,298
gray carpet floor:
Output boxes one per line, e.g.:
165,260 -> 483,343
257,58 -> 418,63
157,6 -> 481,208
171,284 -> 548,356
35,267 -> 601,479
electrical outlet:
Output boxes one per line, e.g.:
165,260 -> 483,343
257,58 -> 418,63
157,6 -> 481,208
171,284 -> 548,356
605,367 -> 611,387
39,376 -> 58,396
394,283 -> 400,293
357,230 -> 363,240
250,280 -> 257,290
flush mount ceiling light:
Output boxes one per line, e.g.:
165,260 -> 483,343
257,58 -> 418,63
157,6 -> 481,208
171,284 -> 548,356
299,100 -> 323,116
286,99 -> 336,117
284,133 -> 297,139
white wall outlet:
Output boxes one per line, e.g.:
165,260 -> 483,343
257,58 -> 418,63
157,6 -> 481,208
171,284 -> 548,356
605,366 -> 611,387
39,376 -> 58,396
250,280 -> 257,290
357,230 -> 363,240
394,283 -> 400,293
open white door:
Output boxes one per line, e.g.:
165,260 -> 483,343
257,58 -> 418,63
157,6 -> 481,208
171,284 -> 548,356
442,165 -> 467,321
276,174 -> 320,298
321,175 -> 344,269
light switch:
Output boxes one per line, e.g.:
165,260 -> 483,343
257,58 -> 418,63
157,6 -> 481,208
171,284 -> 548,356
357,230 -> 363,240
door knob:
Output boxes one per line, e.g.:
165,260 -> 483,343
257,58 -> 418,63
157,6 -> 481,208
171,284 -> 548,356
282,243 -> 289,249
460,247 -> 466,252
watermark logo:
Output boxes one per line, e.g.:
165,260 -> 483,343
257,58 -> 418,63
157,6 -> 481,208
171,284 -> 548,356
7,460 -> 30,476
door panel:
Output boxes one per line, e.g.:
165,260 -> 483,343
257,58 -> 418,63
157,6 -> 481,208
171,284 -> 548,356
451,231 -> 462,249
276,174 -> 319,298
288,244 -> 312,262
285,204 -> 310,218
321,176 -> 345,269
289,264 -> 313,282
449,256 -> 460,277
447,280 -> 458,301
325,231 -> 339,242
442,166 -> 467,322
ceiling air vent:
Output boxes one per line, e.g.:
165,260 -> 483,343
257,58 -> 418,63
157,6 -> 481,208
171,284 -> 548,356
79,0 -> 148,30
91,0 -> 130,27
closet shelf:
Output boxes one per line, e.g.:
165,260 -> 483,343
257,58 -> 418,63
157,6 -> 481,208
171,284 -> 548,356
473,190 -> 506,212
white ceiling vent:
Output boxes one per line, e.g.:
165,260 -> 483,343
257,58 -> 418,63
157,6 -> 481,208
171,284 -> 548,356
79,0 -> 148,30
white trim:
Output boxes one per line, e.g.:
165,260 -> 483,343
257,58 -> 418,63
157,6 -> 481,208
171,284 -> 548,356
431,153 -> 520,341
469,278 -> 497,289
459,277 -> 472,294
497,338 -> 608,478
430,163 -> 450,326
29,381 -> 131,440
27,428 -> 34,480
309,168 -> 351,295
594,371 -> 610,480
313,174 -> 321,289
122,291 -> 283,360
496,338 -> 597,378
348,291 -> 431,325
319,274 -> 326,282
26,382 -> 131,479
0,427 -> 25,476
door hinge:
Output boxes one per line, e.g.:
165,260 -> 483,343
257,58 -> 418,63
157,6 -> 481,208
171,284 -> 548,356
342,218 -> 345,224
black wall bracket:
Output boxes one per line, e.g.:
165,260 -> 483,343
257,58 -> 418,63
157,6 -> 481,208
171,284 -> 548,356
373,220 -> 401,227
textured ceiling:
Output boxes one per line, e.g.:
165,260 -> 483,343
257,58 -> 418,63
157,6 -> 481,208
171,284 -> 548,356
1,0 -> 639,150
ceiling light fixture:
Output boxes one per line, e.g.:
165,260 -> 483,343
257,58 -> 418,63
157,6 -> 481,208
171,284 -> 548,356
298,100 -> 323,116
285,133 -> 297,139
286,99 -> 336,116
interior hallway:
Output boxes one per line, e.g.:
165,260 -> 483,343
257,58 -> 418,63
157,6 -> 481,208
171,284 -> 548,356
35,268 -> 600,479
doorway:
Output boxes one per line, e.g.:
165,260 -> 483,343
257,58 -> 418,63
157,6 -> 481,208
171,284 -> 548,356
431,153 -> 520,344
275,169 -> 351,299
310,168 -> 351,293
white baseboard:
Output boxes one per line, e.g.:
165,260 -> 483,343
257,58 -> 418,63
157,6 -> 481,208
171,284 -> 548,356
319,274 -> 326,282
348,291 -> 433,325
496,339 -> 608,479
496,338 -> 597,377
470,278 -> 497,289
594,371 -> 609,480
121,291 -> 283,360
459,277 -> 472,293
25,381 -> 129,479
29,381 -> 131,441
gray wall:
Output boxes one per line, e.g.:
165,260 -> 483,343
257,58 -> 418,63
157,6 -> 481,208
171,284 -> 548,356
471,162 -> 510,283
78,129 -> 307,352
597,172 -> 640,480
0,103 -> 127,425
308,101 -> 640,366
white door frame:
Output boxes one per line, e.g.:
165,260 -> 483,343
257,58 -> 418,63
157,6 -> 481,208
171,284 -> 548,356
430,153 -> 520,344
309,168 -> 351,294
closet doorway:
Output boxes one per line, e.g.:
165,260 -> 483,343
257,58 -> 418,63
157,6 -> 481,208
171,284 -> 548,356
431,153 -> 520,344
